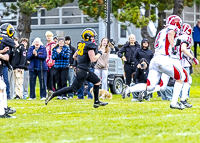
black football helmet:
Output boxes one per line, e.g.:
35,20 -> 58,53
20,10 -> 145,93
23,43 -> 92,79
0,23 -> 15,38
81,28 -> 97,41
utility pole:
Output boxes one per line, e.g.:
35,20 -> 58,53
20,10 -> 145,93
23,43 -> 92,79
107,0 -> 111,40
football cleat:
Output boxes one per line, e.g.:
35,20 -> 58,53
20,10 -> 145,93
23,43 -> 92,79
93,101 -> 108,108
0,113 -> 16,118
180,100 -> 192,108
122,85 -> 129,99
170,102 -> 185,110
45,90 -> 54,105
5,107 -> 16,114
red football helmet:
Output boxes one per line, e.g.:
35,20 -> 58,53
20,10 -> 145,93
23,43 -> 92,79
182,23 -> 192,35
166,15 -> 182,29
166,15 -> 177,25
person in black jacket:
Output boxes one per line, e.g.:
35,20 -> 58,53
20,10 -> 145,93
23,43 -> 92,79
65,36 -> 76,98
133,38 -> 153,65
20,38 -> 29,99
118,34 -> 140,87
11,37 -> 26,99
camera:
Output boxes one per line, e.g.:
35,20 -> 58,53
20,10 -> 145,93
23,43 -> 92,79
141,63 -> 145,68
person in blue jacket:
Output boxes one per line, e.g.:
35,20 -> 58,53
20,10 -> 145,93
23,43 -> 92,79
27,37 -> 48,100
192,19 -> 200,58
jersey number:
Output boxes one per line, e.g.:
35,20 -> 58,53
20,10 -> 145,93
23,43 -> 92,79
77,43 -> 85,56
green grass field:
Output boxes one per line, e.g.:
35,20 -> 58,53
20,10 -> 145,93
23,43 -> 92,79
1,48 -> 200,143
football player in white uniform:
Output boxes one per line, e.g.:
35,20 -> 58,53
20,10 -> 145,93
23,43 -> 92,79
146,23 -> 198,108
122,15 -> 196,109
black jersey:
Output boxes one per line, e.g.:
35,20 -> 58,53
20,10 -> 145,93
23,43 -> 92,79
77,40 -> 97,71
0,35 -> 15,75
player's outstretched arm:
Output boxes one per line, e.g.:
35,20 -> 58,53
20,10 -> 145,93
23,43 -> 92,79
88,50 -> 101,62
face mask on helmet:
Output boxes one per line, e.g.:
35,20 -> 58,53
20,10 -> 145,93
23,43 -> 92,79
0,23 -> 15,38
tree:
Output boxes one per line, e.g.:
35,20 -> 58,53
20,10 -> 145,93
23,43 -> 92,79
3,0 -> 74,40
78,0 -> 194,50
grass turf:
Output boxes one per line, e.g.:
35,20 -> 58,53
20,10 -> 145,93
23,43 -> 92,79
1,47 -> 200,143
1,87 -> 200,143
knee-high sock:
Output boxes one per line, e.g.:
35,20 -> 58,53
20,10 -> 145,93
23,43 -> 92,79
128,83 -> 146,93
53,87 -> 73,97
93,85 -> 99,103
171,81 -> 183,105
3,88 -> 7,108
0,93 -> 5,115
181,83 -> 190,101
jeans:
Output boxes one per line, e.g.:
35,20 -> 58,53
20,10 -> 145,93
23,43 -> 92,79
67,67 -> 75,97
29,70 -> 47,98
160,86 -> 173,101
3,66 -> 10,99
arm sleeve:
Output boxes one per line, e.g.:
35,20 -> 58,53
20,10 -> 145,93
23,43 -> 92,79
133,49 -> 139,65
19,45 -> 26,68
134,68 -> 139,83
118,45 -> 125,58
37,48 -> 47,60
27,47 -> 34,60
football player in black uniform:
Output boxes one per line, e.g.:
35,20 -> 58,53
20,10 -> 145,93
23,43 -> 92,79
45,28 -> 108,108
0,23 -> 16,118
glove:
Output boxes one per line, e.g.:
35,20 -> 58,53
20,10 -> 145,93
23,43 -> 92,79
172,46 -> 178,55
193,58 -> 199,65
98,51 -> 102,55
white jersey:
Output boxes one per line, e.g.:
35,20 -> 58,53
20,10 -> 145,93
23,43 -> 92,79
154,25 -> 180,56
170,33 -> 193,60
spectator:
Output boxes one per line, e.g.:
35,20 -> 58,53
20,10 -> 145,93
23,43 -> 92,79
45,31 -> 56,92
94,37 -> 110,91
53,36 -> 58,43
52,37 -> 70,100
118,34 -> 140,86
65,36 -> 76,98
192,19 -> 200,58
134,38 -> 153,65
131,58 -> 149,101
159,77 -> 175,101
21,38 -> 29,99
27,37 -> 48,100
110,39 -> 119,54
11,37 -> 26,99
